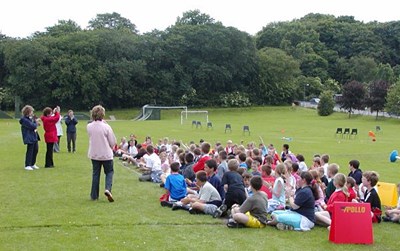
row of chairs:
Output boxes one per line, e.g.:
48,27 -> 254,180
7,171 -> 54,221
335,128 -> 357,138
191,121 -> 250,135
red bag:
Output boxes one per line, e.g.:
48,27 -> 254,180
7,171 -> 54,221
371,207 -> 382,223
159,192 -> 169,202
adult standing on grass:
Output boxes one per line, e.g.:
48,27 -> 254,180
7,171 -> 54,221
53,106 -> 63,153
41,106 -> 60,168
65,110 -> 78,153
87,105 -> 116,202
19,105 -> 40,171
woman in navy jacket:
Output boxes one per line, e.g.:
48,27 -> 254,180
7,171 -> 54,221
19,105 -> 40,171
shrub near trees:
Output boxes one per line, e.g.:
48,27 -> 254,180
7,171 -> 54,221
317,91 -> 335,116
1,11 -> 400,112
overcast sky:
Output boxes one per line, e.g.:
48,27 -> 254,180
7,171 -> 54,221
1,0 -> 398,38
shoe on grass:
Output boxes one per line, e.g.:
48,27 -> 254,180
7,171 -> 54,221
171,202 -> 183,211
31,165 -> 40,170
276,223 -> 294,231
104,190 -> 114,202
212,204 -> 227,218
24,166 -> 33,171
227,219 -> 245,228
160,201 -> 173,208
382,216 -> 392,222
189,208 -> 204,215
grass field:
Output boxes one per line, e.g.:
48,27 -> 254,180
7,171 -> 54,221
1,106 -> 399,251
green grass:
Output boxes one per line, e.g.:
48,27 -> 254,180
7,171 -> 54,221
1,106 -> 399,250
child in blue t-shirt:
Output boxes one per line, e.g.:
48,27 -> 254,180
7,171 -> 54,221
163,162 -> 187,206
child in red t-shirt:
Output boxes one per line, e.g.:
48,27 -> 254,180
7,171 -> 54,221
346,176 -> 357,202
315,173 -> 348,228
193,142 -> 211,173
261,165 -> 275,199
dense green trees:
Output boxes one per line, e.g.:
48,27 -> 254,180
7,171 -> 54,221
88,12 -> 138,33
385,82 -> 400,116
1,11 -> 400,112
339,81 -> 367,117
365,80 -> 390,119
256,48 -> 300,104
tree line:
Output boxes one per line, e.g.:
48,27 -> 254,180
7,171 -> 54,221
0,11 -> 400,116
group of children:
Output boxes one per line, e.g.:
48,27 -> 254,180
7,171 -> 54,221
116,136 -> 400,230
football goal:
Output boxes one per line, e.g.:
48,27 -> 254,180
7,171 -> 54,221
133,105 -> 187,121
181,110 -> 209,125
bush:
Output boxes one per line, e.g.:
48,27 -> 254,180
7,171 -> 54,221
220,91 -> 251,107
317,91 -> 335,116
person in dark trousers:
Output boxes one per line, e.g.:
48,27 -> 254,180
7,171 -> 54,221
19,105 -> 40,171
65,109 -> 78,153
40,106 -> 60,168
87,105 -> 116,202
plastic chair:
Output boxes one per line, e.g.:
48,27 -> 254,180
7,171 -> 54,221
207,122 -> 213,129
350,128 -> 358,139
343,128 -> 350,138
196,121 -> 202,128
225,124 -> 232,133
335,128 -> 343,138
191,120 -> 197,127
243,125 -> 250,135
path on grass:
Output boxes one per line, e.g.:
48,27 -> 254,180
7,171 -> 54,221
300,102 -> 398,119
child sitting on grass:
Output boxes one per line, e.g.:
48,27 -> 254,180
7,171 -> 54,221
315,173 -> 349,228
250,158 -> 261,176
309,169 -> 325,211
213,159 -> 246,218
161,162 -> 187,207
261,165 -> 275,199
172,171 -> 222,215
383,183 -> 400,223
227,176 -> 268,228
267,163 -> 286,213
204,159 -> 225,200
346,176 -> 357,202
243,173 -> 253,197
324,163 -> 339,202
358,171 -> 382,223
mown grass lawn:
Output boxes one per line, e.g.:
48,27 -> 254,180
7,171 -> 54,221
1,106 -> 399,250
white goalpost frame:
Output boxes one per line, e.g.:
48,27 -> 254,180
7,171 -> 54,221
142,105 -> 187,116
137,105 -> 187,121
181,110 -> 209,125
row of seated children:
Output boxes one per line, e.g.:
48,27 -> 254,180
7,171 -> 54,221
122,138 -> 390,229
183,162 -> 383,231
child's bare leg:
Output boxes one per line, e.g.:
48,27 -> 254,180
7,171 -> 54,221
232,212 -> 249,224
391,213 -> 400,222
267,214 -> 278,226
191,202 -> 205,211
315,211 -> 331,226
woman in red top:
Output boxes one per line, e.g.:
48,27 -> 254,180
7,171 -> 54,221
41,106 -> 60,167
314,173 -> 348,228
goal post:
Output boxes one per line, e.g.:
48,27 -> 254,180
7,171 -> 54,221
134,105 -> 187,121
181,110 -> 209,125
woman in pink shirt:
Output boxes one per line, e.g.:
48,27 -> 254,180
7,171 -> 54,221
87,105 -> 116,202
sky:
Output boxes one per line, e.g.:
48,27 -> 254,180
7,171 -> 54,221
1,0 -> 398,38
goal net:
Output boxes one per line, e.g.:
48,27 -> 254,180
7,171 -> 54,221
181,110 -> 209,125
